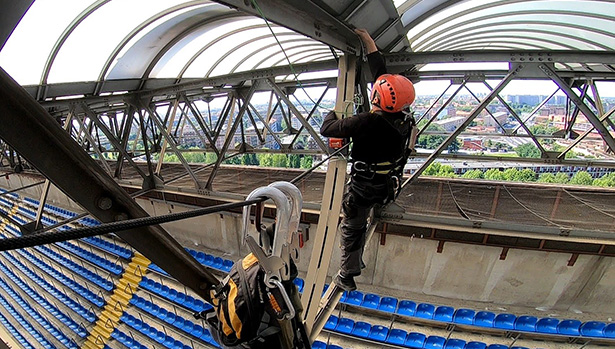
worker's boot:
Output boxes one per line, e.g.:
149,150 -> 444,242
334,272 -> 357,291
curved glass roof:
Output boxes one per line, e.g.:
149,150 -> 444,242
1,0 -> 613,96
400,0 -> 615,52
0,0 -> 341,88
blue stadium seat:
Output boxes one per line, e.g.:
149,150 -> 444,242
515,315 -> 537,332
203,254 -> 214,266
368,325 -> 388,342
510,346 -> 530,349
385,328 -> 408,345
465,341 -> 487,349
378,296 -> 398,313
397,300 -> 417,316
222,259 -> 234,272
324,315 -> 338,330
557,319 -> 582,336
361,293 -> 380,309
434,306 -> 454,322
580,321 -> 606,337
416,303 -> 436,319
335,318 -> 354,334
605,323 -> 615,338
327,345 -> 343,349
444,338 -> 466,349
494,313 -> 516,330
536,317 -> 559,334
351,321 -> 371,338
213,257 -> 224,269
312,341 -> 326,349
405,332 -> 426,349
487,345 -> 508,349
474,311 -> 496,327
293,278 -> 304,293
453,308 -> 475,325
345,290 -> 364,306
425,335 -> 446,349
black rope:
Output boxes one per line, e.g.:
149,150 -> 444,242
0,198 -> 263,251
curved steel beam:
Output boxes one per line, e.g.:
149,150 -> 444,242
178,23 -> 269,79
411,10 -> 615,51
38,0 -> 110,100
423,27 -> 610,52
138,13 -> 245,89
97,1 -> 213,89
229,38 -> 317,74
444,37 -> 572,51
206,39 -> 322,78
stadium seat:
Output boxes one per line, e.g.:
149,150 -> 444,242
361,293 -> 380,309
293,278 -> 304,293
351,321 -> 371,338
557,319 -> 582,336
405,332 -> 426,349
444,338 -> 466,349
324,315 -> 338,330
453,308 -> 475,325
487,345 -> 508,349
368,325 -> 388,342
378,296 -> 398,313
605,323 -> 615,338
397,300 -> 417,316
510,346 -> 530,349
416,303 -> 436,319
434,305 -> 455,322
335,318 -> 354,334
536,317 -> 559,334
494,313 -> 516,330
345,290 -> 364,306
385,328 -> 408,345
474,311 -> 496,327
514,315 -> 537,332
312,341 -> 326,349
580,321 -> 606,337
424,335 -> 446,349
465,341 -> 487,349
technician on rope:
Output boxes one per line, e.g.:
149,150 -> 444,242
320,29 -> 417,291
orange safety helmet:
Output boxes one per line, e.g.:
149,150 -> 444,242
370,74 -> 415,113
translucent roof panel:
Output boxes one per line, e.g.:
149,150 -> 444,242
0,0 -> 92,85
0,0 -> 338,89
401,0 -> 615,52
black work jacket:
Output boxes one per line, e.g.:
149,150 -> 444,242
320,51 -> 408,167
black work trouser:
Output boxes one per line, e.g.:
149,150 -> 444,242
339,175 -> 395,277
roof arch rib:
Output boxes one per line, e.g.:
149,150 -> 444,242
136,12 -> 246,91
206,40 -> 323,78
422,27 -> 612,52
95,1 -> 217,94
436,34 -> 582,51
38,0 -> 110,100
176,23 -> 273,81
413,15 -> 615,52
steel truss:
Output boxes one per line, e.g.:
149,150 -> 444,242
1,50 -> 607,193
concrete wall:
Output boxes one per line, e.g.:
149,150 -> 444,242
2,173 -> 614,316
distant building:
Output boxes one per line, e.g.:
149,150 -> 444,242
434,116 -> 465,131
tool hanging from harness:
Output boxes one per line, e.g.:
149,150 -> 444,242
351,110 -> 417,200
199,182 -> 309,349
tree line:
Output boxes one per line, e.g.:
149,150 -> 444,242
423,162 -> 615,187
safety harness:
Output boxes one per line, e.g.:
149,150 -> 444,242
351,111 -> 417,199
